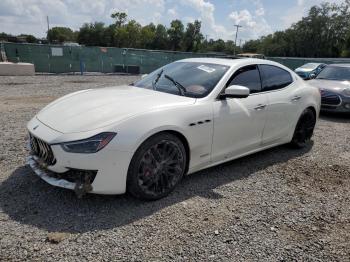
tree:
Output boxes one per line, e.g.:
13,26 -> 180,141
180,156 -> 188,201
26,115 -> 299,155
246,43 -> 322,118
168,20 -> 184,50
111,12 -> 127,27
140,23 -> 156,49
48,27 -> 76,43
242,39 -> 260,53
182,20 -> 203,52
19,34 -> 37,43
153,24 -> 169,50
114,20 -> 142,48
4,0 -> 350,57
242,1 -> 350,58
343,30 -> 350,57
77,22 -> 109,46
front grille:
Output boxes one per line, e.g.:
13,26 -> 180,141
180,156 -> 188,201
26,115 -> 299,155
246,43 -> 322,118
29,133 -> 56,165
320,89 -> 341,106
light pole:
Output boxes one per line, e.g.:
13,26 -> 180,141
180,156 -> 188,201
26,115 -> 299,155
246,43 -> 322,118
233,24 -> 242,56
47,16 -> 50,43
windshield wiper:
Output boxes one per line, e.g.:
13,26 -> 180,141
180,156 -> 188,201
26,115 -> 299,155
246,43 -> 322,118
164,74 -> 187,96
152,69 -> 163,90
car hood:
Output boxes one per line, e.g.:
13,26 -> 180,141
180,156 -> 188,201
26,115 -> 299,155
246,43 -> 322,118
308,79 -> 350,93
37,85 -> 196,133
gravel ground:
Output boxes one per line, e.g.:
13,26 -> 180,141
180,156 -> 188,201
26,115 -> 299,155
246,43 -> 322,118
0,75 -> 349,261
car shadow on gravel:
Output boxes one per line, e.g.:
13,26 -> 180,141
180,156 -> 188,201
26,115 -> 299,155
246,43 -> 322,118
0,144 -> 312,233
320,112 -> 350,123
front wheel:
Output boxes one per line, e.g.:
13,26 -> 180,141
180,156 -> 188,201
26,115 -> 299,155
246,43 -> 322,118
127,133 -> 187,200
290,108 -> 316,148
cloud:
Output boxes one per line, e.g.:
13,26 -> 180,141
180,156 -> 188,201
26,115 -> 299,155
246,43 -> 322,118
0,0 -> 166,37
167,7 -> 177,17
180,0 -> 233,40
255,7 -> 265,16
228,9 -> 272,40
229,10 -> 256,27
6,0 -> 339,42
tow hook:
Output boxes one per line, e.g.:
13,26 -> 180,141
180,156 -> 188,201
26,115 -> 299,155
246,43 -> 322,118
73,171 -> 95,198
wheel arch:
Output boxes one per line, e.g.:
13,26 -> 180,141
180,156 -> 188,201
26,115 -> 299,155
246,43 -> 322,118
288,105 -> 318,143
289,105 -> 317,148
161,130 -> 191,174
131,129 -> 191,174
306,106 -> 317,119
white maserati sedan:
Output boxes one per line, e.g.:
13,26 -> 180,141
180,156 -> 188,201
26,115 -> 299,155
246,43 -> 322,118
27,58 -> 321,200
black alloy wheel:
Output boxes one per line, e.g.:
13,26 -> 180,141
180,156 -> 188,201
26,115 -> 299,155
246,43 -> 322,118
290,108 -> 316,148
127,133 -> 187,200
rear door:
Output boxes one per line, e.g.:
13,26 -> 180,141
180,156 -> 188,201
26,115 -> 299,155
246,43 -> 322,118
258,64 -> 302,144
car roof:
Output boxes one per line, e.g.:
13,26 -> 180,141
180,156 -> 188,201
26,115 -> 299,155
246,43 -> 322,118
328,64 -> 350,68
238,53 -> 264,56
303,63 -> 323,66
178,57 -> 278,67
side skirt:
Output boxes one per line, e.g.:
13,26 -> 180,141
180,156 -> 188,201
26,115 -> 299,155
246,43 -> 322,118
187,139 -> 289,175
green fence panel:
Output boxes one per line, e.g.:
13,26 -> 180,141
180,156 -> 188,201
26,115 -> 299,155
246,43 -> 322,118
3,42 -> 233,74
4,42 -> 350,74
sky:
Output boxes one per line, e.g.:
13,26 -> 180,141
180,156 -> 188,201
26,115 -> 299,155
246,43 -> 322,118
0,0 -> 346,43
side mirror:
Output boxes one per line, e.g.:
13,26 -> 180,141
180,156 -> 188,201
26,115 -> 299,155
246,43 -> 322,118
309,73 -> 316,79
221,85 -> 250,99
141,74 -> 148,79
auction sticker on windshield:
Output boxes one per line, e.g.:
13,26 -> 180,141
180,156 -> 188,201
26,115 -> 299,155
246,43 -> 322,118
197,65 -> 216,73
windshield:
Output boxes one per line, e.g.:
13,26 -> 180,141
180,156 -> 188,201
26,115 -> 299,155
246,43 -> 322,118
133,62 -> 229,98
316,66 -> 350,81
300,63 -> 319,69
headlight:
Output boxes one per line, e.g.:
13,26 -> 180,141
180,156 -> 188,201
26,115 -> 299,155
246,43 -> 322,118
342,88 -> 350,97
61,132 -> 116,153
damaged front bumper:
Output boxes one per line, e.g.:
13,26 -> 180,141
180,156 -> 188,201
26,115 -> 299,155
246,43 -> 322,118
26,154 -> 97,197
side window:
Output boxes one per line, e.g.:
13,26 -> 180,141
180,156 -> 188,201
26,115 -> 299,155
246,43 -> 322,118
227,65 -> 262,94
259,65 -> 293,92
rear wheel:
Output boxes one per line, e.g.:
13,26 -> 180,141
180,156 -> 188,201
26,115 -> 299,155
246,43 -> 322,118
290,108 -> 316,148
127,133 -> 187,200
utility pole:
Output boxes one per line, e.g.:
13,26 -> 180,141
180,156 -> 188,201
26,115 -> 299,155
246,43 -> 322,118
47,15 -> 50,43
233,24 -> 242,56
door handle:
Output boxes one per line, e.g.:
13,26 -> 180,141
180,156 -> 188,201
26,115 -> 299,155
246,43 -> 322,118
254,104 -> 267,111
291,95 -> 302,102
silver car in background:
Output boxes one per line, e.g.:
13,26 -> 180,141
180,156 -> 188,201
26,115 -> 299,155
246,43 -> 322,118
308,64 -> 350,112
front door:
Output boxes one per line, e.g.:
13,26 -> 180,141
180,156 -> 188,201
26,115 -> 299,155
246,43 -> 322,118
212,65 -> 268,162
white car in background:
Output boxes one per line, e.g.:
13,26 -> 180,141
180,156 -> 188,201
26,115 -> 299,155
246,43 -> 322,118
294,63 -> 327,80
27,58 -> 321,200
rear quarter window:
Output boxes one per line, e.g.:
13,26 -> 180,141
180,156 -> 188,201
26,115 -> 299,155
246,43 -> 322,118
259,65 -> 293,91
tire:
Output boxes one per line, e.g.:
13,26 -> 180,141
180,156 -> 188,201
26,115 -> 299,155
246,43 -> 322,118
290,108 -> 316,148
127,133 -> 187,200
